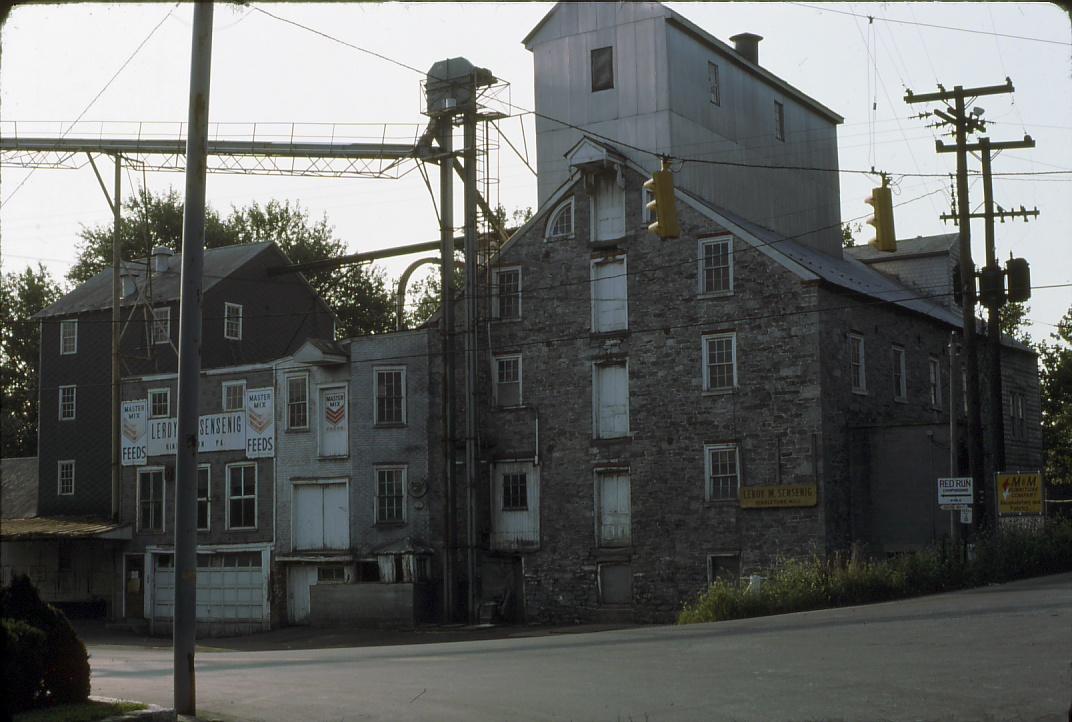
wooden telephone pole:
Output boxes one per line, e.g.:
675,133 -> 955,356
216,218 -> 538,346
906,79 -> 1038,531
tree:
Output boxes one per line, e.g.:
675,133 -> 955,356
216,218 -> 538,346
1038,306 -> 1072,487
69,189 -> 396,337
999,301 -> 1032,345
842,221 -> 861,248
1,265 -> 62,457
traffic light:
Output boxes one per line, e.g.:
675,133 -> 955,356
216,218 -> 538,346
864,184 -> 897,252
1006,256 -> 1031,302
644,159 -> 681,239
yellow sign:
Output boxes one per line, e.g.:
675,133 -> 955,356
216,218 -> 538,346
996,472 -> 1043,515
740,484 -> 817,509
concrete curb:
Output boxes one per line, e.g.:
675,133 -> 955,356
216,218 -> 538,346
92,696 -> 176,722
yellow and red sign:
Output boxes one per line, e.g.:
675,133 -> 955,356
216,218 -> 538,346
996,472 -> 1042,515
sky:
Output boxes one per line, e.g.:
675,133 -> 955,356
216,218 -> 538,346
2,2 -> 1070,340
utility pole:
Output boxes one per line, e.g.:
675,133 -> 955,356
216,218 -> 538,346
111,156 -> 122,522
948,332 -> 960,543
174,3 -> 213,715
463,106 -> 479,625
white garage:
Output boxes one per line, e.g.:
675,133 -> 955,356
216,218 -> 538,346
148,545 -> 271,635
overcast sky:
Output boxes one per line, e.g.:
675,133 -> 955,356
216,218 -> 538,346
2,2 -> 1069,338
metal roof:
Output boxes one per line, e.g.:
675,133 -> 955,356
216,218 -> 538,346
847,233 -> 959,262
34,241 -> 276,319
0,516 -> 131,541
1,456 -> 38,519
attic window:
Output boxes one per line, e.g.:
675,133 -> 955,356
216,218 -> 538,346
545,198 -> 575,241
591,47 -> 614,92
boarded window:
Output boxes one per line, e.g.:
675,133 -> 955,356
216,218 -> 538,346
594,363 -> 629,438
598,563 -> 632,605
598,471 -> 630,546
491,461 -> 539,550
591,256 -> 628,333
591,46 -> 614,91
593,174 -> 625,241
318,386 -> 348,457
294,481 -> 349,549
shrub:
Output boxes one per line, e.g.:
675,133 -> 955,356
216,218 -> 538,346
0,575 -> 91,707
2,618 -> 47,714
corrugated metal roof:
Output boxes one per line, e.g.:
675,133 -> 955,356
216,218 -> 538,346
848,233 -> 959,262
0,516 -> 131,540
34,242 -> 276,319
1,456 -> 38,519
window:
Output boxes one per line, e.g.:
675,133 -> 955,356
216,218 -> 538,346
593,363 -> 629,439
493,267 -> 521,321
892,346 -> 907,401
60,320 -> 77,355
642,186 -> 656,226
1010,391 -> 1025,440
774,100 -> 785,141
227,463 -> 257,529
58,385 -> 76,420
148,388 -> 170,418
197,465 -> 210,531
138,467 -> 165,532
286,374 -> 309,429
705,444 -> 740,501
224,302 -> 243,340
708,61 -> 721,105
699,236 -> 733,295
293,481 -> 349,550
318,566 -> 346,583
929,357 -> 942,408
222,380 -> 246,412
849,334 -> 866,394
546,198 -> 574,241
707,554 -> 741,585
591,46 -> 614,91
502,471 -> 528,511
495,354 -> 522,407
597,471 -> 631,546
58,460 -> 75,495
374,368 -> 406,425
375,466 -> 406,524
152,307 -> 170,345
591,256 -> 628,333
592,173 -> 625,242
702,333 -> 737,392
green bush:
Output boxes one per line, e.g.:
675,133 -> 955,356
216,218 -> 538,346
679,519 -> 1072,625
0,575 -> 91,709
2,618 -> 47,714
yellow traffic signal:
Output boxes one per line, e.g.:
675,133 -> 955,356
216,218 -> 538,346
644,159 -> 681,239
864,184 -> 896,252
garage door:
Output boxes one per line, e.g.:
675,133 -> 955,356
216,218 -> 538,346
152,551 -> 266,622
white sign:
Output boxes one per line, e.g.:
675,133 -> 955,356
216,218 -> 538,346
148,412 -> 245,456
319,386 -> 348,458
148,417 -> 179,456
245,387 -> 275,458
938,476 -> 974,506
960,507 -> 973,524
121,400 -> 147,466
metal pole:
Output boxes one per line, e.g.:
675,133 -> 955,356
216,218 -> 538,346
979,138 -> 1006,488
463,109 -> 479,625
174,3 -> 213,715
952,88 -> 986,534
111,155 -> 122,522
438,118 -> 456,622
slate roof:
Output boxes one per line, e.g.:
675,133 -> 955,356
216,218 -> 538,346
1,456 -> 37,519
848,233 -> 959,262
0,516 -> 131,540
34,242 -> 276,319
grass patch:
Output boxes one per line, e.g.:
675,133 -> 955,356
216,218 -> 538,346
679,518 -> 1072,625
14,700 -> 147,722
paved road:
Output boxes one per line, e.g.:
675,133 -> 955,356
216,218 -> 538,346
89,573 -> 1072,722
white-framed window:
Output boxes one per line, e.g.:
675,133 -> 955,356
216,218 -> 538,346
222,380 -> 246,412
375,466 -> 406,524
705,443 -> 740,501
929,356 -> 942,409
60,319 -> 77,355
224,302 -> 243,340
286,374 -> 309,430
137,467 -> 165,532
374,367 -> 406,425
642,186 -> 656,226
591,45 -> 614,92
849,334 -> 867,394
593,362 -> 629,439
708,61 -> 721,106
596,470 -> 631,547
57,460 -> 75,496
545,198 -> 574,241
197,464 -> 210,531
493,267 -> 522,321
227,463 -> 257,529
592,173 -> 626,242
495,354 -> 522,407
148,387 -> 170,418
774,100 -> 786,141
892,346 -> 907,401
698,236 -> 733,295
58,385 -> 76,420
502,470 -> 528,511
702,333 -> 737,392
151,307 -> 170,345
707,553 -> 741,585
591,255 -> 628,333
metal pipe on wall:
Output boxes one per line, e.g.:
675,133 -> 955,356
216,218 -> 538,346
463,109 -> 479,624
